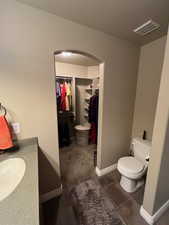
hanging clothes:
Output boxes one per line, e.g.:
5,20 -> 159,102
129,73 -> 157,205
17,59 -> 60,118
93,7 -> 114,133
60,83 -> 67,111
90,122 -> 97,145
88,94 -> 99,124
56,82 -> 61,97
56,78 -> 73,112
56,82 -> 61,112
55,77 -> 74,147
67,82 -> 72,109
88,93 -> 99,144
65,82 -> 70,111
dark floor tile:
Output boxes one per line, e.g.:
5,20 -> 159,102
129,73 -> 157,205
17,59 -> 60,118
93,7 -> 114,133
118,199 -> 149,225
105,182 -> 130,208
131,185 -> 145,205
56,196 -> 78,225
60,143 -> 95,186
43,197 -> 60,225
99,169 -> 121,187
43,194 -> 78,225
111,169 -> 121,183
156,208 -> 169,225
99,173 -> 115,187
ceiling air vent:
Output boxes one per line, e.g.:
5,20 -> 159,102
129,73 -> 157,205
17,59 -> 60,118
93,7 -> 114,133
134,20 -> 160,36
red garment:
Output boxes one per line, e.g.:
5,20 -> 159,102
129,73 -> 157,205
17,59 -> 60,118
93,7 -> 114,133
0,116 -> 14,150
60,83 -> 67,111
89,122 -> 97,144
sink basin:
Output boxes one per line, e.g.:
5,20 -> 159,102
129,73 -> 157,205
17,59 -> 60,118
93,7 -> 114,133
0,158 -> 26,202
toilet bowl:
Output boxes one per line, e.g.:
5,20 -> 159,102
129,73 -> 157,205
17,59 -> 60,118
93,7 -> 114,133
75,124 -> 91,146
117,137 -> 151,193
118,156 -> 147,193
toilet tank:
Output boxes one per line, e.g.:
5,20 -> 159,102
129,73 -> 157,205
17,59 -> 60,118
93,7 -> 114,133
132,137 -> 151,164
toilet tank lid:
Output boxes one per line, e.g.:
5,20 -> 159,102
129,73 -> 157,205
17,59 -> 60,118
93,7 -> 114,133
132,137 -> 151,148
132,137 -> 151,160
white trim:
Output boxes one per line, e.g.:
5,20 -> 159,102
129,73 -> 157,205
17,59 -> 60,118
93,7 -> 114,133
40,184 -> 63,203
140,206 -> 154,224
140,199 -> 169,224
95,164 -> 117,177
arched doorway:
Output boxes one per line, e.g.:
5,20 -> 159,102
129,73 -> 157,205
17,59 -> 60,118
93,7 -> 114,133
54,50 -> 104,186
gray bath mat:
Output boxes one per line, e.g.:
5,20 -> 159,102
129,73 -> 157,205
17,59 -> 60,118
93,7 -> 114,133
71,179 -> 126,225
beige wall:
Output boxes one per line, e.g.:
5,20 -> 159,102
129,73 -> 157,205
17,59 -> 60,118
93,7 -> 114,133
132,36 -> 166,141
143,28 -> 169,215
55,61 -> 88,77
0,0 -> 139,192
88,66 -> 99,78
55,61 -> 99,78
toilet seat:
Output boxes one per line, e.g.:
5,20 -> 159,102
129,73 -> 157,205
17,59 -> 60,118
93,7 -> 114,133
118,157 -> 145,177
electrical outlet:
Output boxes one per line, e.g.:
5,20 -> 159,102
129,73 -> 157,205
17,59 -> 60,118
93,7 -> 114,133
11,123 -> 20,134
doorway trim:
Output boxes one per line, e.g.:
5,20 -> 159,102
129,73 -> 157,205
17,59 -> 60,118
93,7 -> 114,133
54,49 -> 105,176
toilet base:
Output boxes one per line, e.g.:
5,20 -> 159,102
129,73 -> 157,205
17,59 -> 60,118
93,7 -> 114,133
120,175 -> 144,193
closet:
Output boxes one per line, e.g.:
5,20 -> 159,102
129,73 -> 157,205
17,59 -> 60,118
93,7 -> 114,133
55,75 -> 99,147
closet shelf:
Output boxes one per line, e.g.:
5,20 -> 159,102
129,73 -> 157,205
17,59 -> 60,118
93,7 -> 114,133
86,87 -> 99,90
85,98 -> 90,101
84,102 -> 89,106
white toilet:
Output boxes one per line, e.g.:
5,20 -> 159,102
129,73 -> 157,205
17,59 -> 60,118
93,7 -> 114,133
117,137 -> 151,193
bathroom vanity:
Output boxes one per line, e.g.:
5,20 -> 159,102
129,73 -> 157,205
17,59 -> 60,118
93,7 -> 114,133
0,138 -> 39,225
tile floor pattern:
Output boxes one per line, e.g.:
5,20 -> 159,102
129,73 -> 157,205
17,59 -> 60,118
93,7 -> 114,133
42,144 -> 169,225
59,143 -> 96,186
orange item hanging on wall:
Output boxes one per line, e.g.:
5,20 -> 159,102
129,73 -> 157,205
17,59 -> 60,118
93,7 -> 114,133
0,116 -> 14,150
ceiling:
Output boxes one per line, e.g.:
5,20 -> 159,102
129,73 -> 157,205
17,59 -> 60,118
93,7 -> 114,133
55,52 -> 99,66
17,0 -> 169,45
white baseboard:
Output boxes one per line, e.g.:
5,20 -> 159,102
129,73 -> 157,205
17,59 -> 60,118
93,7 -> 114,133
40,184 -> 63,203
95,163 -> 117,177
140,199 -> 169,224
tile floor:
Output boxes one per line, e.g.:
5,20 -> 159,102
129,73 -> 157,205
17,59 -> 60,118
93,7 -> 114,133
59,143 -> 96,186
42,145 -> 169,225
98,170 -> 148,225
98,170 -> 169,225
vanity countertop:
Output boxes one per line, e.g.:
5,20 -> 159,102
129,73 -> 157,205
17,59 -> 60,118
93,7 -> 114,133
0,137 -> 39,225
